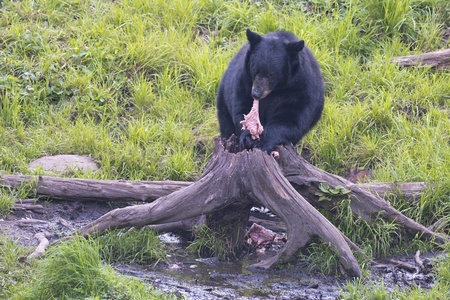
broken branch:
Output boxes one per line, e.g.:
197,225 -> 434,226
27,232 -> 50,260
390,49 -> 450,70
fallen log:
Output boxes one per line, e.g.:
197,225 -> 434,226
15,198 -> 37,204
390,49 -> 450,70
0,172 -> 430,204
383,258 -> 416,273
13,204 -> 45,214
0,175 -> 189,202
358,181 -> 429,202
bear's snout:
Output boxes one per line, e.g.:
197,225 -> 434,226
252,76 -> 271,100
251,87 -> 264,100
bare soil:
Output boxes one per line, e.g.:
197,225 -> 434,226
0,199 -> 441,300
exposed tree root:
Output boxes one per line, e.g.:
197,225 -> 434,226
276,145 -> 448,244
358,181 -> 429,202
75,137 -> 362,277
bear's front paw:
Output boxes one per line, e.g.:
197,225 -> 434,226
258,142 -> 278,154
239,131 -> 255,150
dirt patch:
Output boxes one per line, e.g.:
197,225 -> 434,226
0,200 -> 127,248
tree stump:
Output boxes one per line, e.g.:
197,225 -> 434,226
76,136 -> 362,277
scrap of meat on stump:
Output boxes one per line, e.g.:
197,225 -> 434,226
244,223 -> 276,246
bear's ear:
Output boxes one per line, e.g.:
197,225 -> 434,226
286,40 -> 305,53
246,28 -> 262,46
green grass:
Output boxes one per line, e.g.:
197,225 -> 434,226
1,235 -> 176,300
0,235 -> 36,299
97,227 -> 169,265
0,181 -> 39,216
0,189 -> 16,216
187,223 -> 248,260
0,0 -> 449,298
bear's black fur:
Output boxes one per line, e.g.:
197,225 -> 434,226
216,29 -> 325,153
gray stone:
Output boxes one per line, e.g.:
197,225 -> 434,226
29,155 -> 98,174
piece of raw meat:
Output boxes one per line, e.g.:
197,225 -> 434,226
244,223 -> 276,246
240,99 -> 263,139
240,99 -> 279,158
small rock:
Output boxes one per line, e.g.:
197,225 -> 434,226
59,218 -> 72,228
29,155 -> 98,174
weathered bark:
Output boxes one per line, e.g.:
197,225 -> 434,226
75,137 -> 362,277
428,218 -> 449,232
390,49 -> 450,70
358,182 -> 429,202
150,215 -> 206,235
382,258 -> 416,273
414,250 -> 432,274
15,199 -> 37,204
13,204 -> 45,214
0,174 -> 189,202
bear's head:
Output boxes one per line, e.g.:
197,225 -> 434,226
245,29 -> 304,100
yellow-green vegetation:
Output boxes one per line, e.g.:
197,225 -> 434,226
0,0 -> 449,298
2,236 -> 177,300
0,179 -> 38,216
187,224 -> 247,259
0,235 -> 37,299
97,227 -> 169,265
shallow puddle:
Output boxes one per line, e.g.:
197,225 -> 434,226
113,233 -> 346,299
113,232 -> 442,299
113,258 -> 345,299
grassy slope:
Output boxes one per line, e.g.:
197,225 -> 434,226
0,0 -> 449,298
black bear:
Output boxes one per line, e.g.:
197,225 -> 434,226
216,29 -> 325,153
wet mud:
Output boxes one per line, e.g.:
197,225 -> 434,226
112,231 -> 440,300
114,235 -> 347,300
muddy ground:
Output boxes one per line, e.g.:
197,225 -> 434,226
0,199 -> 443,299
